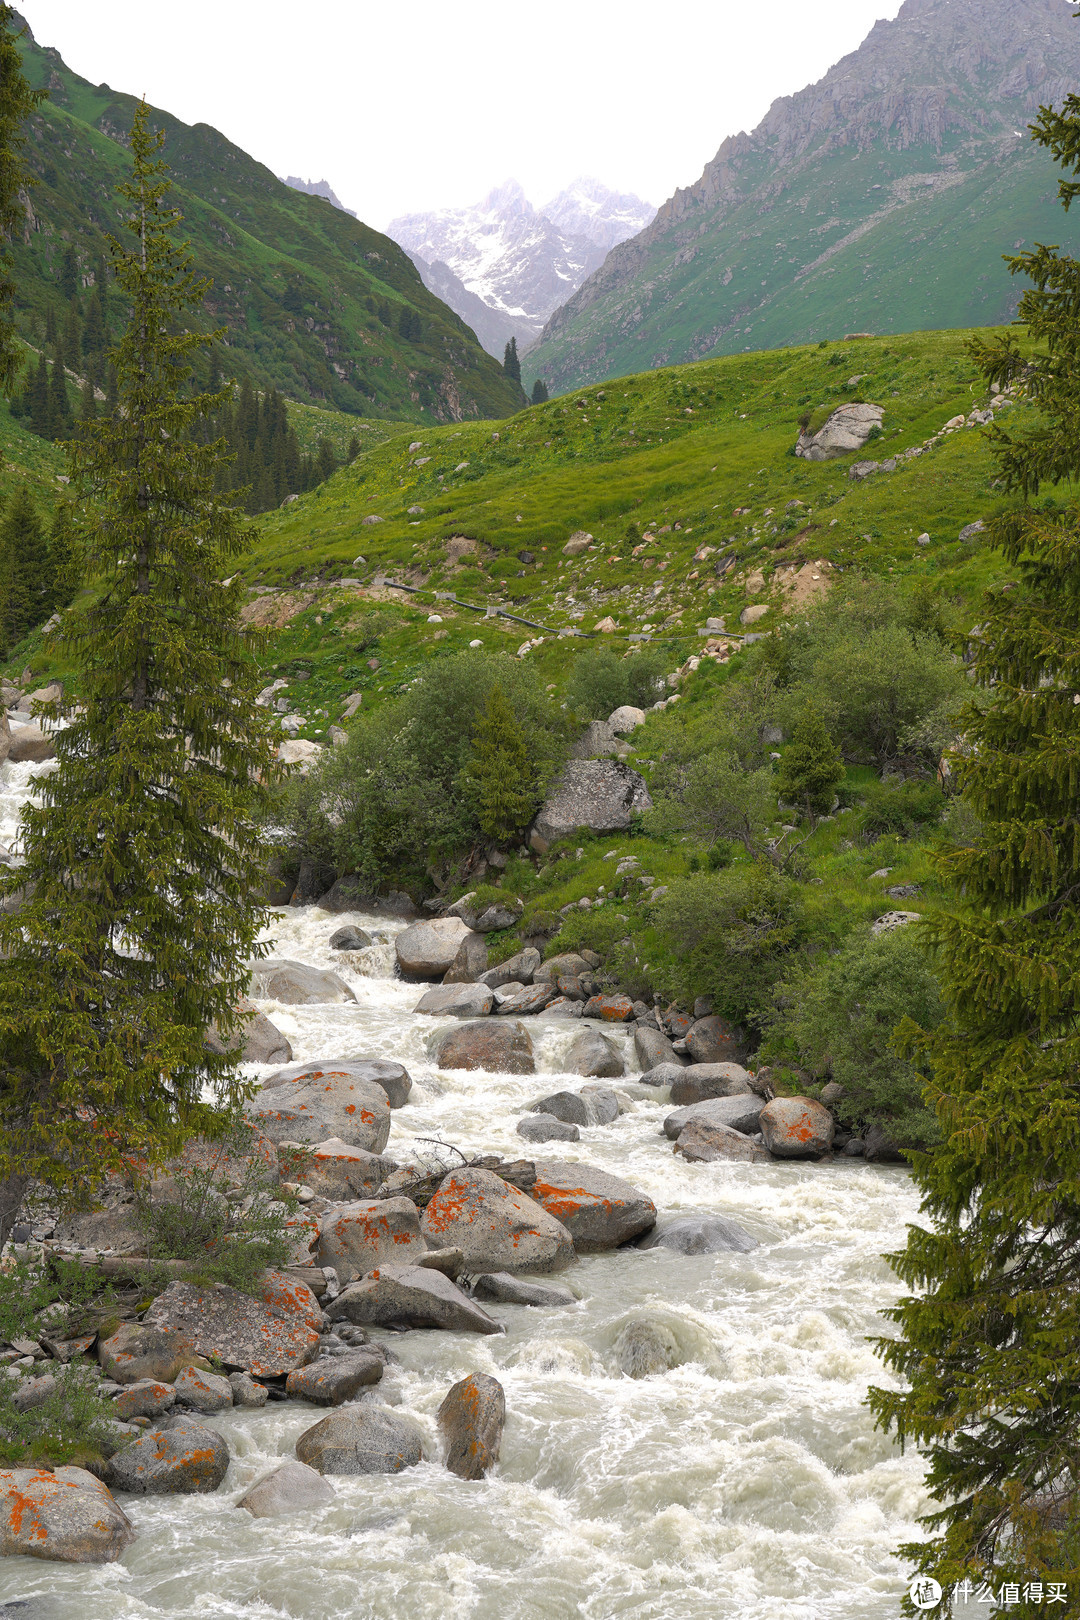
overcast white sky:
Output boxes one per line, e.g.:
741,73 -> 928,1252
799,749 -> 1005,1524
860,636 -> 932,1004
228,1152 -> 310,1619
19,1 -> 904,229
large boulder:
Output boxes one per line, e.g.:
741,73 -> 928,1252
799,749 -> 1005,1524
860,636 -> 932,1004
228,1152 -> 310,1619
8,723 -> 55,763
517,1114 -> 580,1144
634,1027 -> 684,1071
675,1120 -> 770,1163
104,1417 -> 230,1495
285,1349 -> 385,1405
113,1380 -> 175,1421
684,1015 -> 745,1066
435,1020 -> 535,1074
496,983 -> 557,1016
395,918 -> 474,981
447,893 -> 524,932
795,401 -> 884,461
668,1063 -> 754,1107
143,1272 -> 322,1378
316,1197 -> 426,1283
563,1028 -> 624,1079
319,877 -> 418,917
329,926 -> 372,951
478,947 -> 541,990
246,958 -> 357,1005
528,1088 -> 618,1128
421,1167 -> 575,1274
581,994 -> 634,1022
0,1467 -> 134,1563
662,1095 -> 766,1140
443,933 -> 489,983
173,1364 -> 233,1414
414,983 -> 494,1018
206,998 -> 292,1065
438,1373 -> 505,1480
301,1138 -> 399,1201
607,705 -> 646,734
295,1404 -> 424,1477
97,1323 -> 193,1386
528,760 -> 653,854
266,1058 -> 411,1110
236,1460 -> 335,1517
326,1264 -> 503,1334
530,1160 -> 656,1251
533,953 -> 591,984
759,1096 -> 835,1159
638,1216 -> 758,1255
570,719 -> 621,760
244,1063 -> 391,1152
472,1272 -> 576,1306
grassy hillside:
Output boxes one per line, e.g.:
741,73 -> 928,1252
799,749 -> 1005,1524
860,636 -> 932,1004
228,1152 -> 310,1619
8,15 -> 524,424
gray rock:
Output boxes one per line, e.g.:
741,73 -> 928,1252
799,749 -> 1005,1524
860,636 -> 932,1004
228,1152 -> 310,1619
669,1062 -> 753,1107
527,1089 -> 594,1127
319,878 -> 417,917
173,1365 -> 233,1413
229,1371 -> 268,1408
530,1160 -> 656,1251
329,927 -> 371,950
11,1374 -> 57,1414
795,401 -> 884,461
662,1095 -> 766,1139
638,1060 -> 685,1087
245,1063 -> 391,1152
870,909 -> 921,937
478,947 -> 541,989
448,894 -> 524,932
959,519 -> 986,542
634,1026 -> 685,1071
316,1197 -> 426,1283
113,1380 -> 176,1421
533,953 -> 591,984
675,1120 -> 770,1163
472,1272 -> 576,1307
438,1373 -> 505,1479
544,996 -> 583,1018
263,1057 -> 410,1109
607,705 -> 646,734
296,1404 -> 424,1476
529,760 -> 653,854
301,1139 -> 399,1201
236,1460 -> 335,1517
495,983 -> 556,1016
637,1216 -> 758,1255
616,1320 -> 680,1378
863,1122 -> 908,1163
414,982 -> 494,1018
0,1467 -> 134,1563
563,1028 -> 624,1079
421,1166 -> 574,1273
759,1096 -> 835,1159
326,1264 -> 504,1335
435,1020 -> 535,1073
142,1272 -> 322,1379
684,1015 -> 744,1066
98,1323 -> 193,1386
105,1420 -> 230,1494
7,724 -> 55,763
246,958 -> 357,1005
395,918 -> 474,980
516,1113 -> 580,1143
443,933 -> 489,983
54,1205 -> 144,1256
570,719 -> 621,759
285,1349 -> 384,1405
206,999 -> 293,1065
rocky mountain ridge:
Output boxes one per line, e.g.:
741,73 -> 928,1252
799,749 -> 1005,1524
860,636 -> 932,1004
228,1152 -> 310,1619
283,176 -> 357,218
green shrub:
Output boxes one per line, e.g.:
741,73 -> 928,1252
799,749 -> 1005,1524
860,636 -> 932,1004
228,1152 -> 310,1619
0,1254 -> 118,1348
857,778 -> 947,840
0,1365 -> 121,1467
565,646 -> 667,719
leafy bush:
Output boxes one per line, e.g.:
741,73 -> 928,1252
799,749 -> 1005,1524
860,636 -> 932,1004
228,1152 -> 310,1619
566,646 -> 668,719
856,778 -> 947,841
0,1255 -> 118,1349
646,749 -> 776,857
0,1365 -> 121,1467
769,926 -> 943,1150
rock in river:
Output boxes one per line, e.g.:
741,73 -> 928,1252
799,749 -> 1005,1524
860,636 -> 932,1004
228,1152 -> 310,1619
285,1350 -> 385,1406
104,1417 -> 231,1495
143,1272 -> 322,1378
438,1373 -> 505,1480
326,1263 -> 504,1335
266,1057 -> 412,1110
316,1196 -> 426,1283
245,1063 -> 391,1152
563,1028 -> 624,1078
758,1096 -> 835,1159
302,1138 -> 399,1201
435,1019 -> 535,1074
517,1113 -> 580,1144
414,983 -> 494,1018
0,1467 -> 135,1563
237,1460 -> 336,1518
662,1095 -> 765,1139
638,1216 -> 758,1255
247,958 -> 357,1004
97,1323 -> 193,1386
296,1404 -> 424,1477
421,1167 -> 574,1273
530,1160 -> 656,1251
395,917 -> 474,980
668,1062 -> 753,1107
675,1120 -> 770,1163
684,1014 -> 745,1066
473,1272 -> 577,1307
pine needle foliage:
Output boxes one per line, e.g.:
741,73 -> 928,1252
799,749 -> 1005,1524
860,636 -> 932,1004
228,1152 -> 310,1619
466,683 -> 537,845
0,102 -> 278,1229
776,704 -> 844,821
0,5 -> 42,393
870,83 -> 1080,1609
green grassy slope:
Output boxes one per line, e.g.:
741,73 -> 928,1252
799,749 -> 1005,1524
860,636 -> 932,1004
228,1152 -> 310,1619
9,17 -> 525,424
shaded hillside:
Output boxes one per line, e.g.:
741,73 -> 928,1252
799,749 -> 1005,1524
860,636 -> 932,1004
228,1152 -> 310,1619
527,0 -> 1080,394
9,15 -> 524,423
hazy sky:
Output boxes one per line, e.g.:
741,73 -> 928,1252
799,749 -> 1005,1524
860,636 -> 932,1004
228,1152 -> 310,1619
19,1 -> 904,230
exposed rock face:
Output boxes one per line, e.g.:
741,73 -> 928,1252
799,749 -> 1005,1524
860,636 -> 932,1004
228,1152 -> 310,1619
285,1350 -> 385,1405
275,1057 -> 411,1110
316,1197 -> 426,1283
794,403 -> 884,460
668,1062 -> 753,1107
638,1215 -> 758,1254
478,947 -> 541,989
570,719 -> 622,760
326,1264 -> 504,1334
0,1467 -> 135,1563
395,918 -> 473,980
530,1160 -> 656,1250
435,1019 -> 535,1073
244,1064 -> 391,1152
438,1373 -> 506,1480
414,983 -> 494,1018
301,1138 -> 399,1201
296,1404 -> 425,1477
246,958 -> 356,1004
97,1323 -> 193,1386
563,1028 -> 625,1078
529,760 -> 653,854
236,1460 -> 336,1517
422,1167 -> 575,1273
675,1120 -> 770,1163
143,1273 -> 322,1378
758,1096 -> 835,1158
663,1095 -> 765,1139
104,1418 -> 231,1495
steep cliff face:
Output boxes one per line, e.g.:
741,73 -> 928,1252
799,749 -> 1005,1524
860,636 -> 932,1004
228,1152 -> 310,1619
526,0 -> 1080,394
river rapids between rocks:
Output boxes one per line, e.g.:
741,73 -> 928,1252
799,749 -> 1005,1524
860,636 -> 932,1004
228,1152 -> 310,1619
0,754 -> 930,1620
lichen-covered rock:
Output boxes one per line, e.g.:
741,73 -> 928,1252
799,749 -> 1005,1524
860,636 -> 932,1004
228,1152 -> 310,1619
285,1349 -> 384,1405
443,932 -> 490,983
759,1096 -> 835,1159
272,1058 -> 411,1109
395,918 -> 473,980
244,1063 -> 391,1152
113,1380 -> 176,1421
532,953 -> 591,984
326,1264 -> 503,1334
634,1026 -> 684,1071
97,1323 -> 193,1386
563,1028 -> 625,1078
438,1373 -> 505,1480
496,983 -> 557,1016
296,1404 -> 424,1476
246,958 -> 357,1004
143,1272 -> 322,1378
228,1371 -> 268,1408
668,1062 -> 754,1107
237,1459 -> 335,1517
684,1014 -> 745,1066
104,1418 -> 230,1495
435,1019 -> 535,1074
173,1364 -> 233,1414
0,1467 -> 134,1563
316,1196 -> 426,1283
581,994 -> 635,1022
301,1138 -> 399,1201
421,1167 -> 574,1273
529,1160 -> 656,1251
529,760 -> 653,854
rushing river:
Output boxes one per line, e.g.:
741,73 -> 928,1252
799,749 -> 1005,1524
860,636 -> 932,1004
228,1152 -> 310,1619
0,748 -> 929,1620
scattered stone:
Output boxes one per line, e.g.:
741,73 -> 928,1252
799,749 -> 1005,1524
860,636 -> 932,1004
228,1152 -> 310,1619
607,705 -> 646,734
229,1371 -> 268,1408
668,1062 -> 754,1107
473,1272 -> 576,1306
634,1027 -> 685,1071
326,1264 -> 504,1334
530,1160 -> 656,1250
246,958 -> 357,1004
448,893 -> 524,932
245,1063 -> 391,1152
414,983 -> 494,1018
675,1120 -> 770,1163
638,1216 -> 758,1255
98,1323 -> 193,1386
438,1373 -> 505,1480
435,1020 -> 535,1073
516,1113 -> 580,1143
422,1166 -> 574,1273
616,1320 -> 680,1378
684,1015 -> 744,1066
443,933 -> 490,983
104,1419 -> 230,1495
959,520 -> 986,542
143,1273 -> 322,1378
870,910 -> 921,936
236,1460 -> 335,1517
395,918 -> 473,980
113,1380 -> 176,1421
529,760 -> 653,854
478,947 -> 541,990
562,530 -> 593,555
495,983 -> 556,1016
0,1467 -> 134,1563
662,1095 -> 766,1139
285,1349 -> 384,1405
11,1375 -> 57,1414
794,402 -> 884,461
758,1096 -> 835,1158
316,1197 -> 426,1283
563,1028 -> 624,1078
296,1404 -> 424,1476
173,1364 -> 233,1414
329,927 -> 371,950
581,994 -> 634,1022
301,1139 -> 399,1201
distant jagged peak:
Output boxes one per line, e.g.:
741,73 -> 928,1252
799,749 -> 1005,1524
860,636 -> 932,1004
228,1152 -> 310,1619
540,176 -> 656,253
282,176 -> 356,218
480,178 -> 534,218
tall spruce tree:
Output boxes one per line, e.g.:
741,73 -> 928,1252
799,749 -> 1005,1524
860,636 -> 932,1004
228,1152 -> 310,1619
531,378 -> 548,404
0,6 -> 42,394
869,72 -> 1080,1606
503,336 -> 521,383
0,102 -> 278,1242
0,484 -> 47,645
466,684 -> 537,846
776,705 -> 844,822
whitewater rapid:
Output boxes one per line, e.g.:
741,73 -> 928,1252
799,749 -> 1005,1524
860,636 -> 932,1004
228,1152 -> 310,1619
0,760 -> 930,1620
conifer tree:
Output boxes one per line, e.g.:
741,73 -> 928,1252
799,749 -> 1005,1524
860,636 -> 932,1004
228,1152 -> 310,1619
466,684 -> 537,845
27,349 -> 47,435
870,77 -> 1080,1605
46,342 -> 69,436
531,378 -> 548,404
503,336 -> 521,382
0,103 -> 278,1242
0,6 -> 42,394
45,499 -> 79,612
0,484 -> 47,644
776,705 -> 844,822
